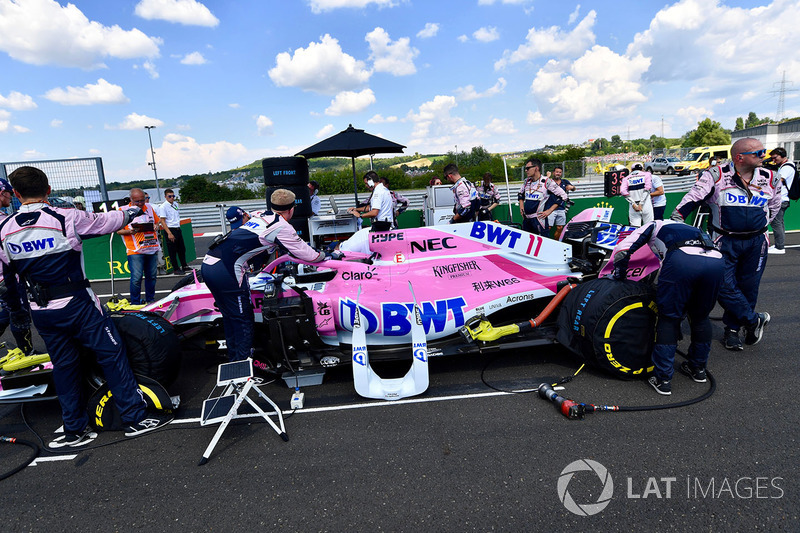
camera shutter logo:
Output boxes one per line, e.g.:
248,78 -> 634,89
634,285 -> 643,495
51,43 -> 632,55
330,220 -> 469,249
557,459 -> 614,516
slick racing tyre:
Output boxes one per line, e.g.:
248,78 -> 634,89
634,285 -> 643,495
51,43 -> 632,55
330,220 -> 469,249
556,277 -> 657,379
107,311 -> 182,387
87,373 -> 176,431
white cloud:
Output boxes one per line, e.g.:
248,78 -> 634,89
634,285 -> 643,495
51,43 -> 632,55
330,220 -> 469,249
568,4 -> 581,25
134,0 -> 219,27
455,78 -> 507,101
473,27 -> 500,43
627,0 -> 800,86
256,115 -> 274,135
89,148 -> 101,155
0,0 -> 161,69
417,23 -> 439,39
107,113 -> 164,130
269,34 -> 371,95
44,79 -> 130,106
741,91 -> 758,100
143,60 -> 159,79
152,134 -> 249,176
22,149 -> 46,159
175,124 -> 191,130
366,28 -> 418,76
13,125 -> 30,133
0,110 -> 9,132
527,111 -> 545,124
677,106 -> 714,124
485,118 -> 516,135
495,11 -> 597,69
325,88 -> 376,116
50,119 -> 63,128
405,95 -> 481,152
368,114 -> 398,124
457,35 -> 469,43
530,46 -> 651,122
478,0 -> 528,4
229,103 -> 240,109
316,124 -> 335,138
307,0 -> 396,14
0,91 -> 37,110
180,51 -> 207,65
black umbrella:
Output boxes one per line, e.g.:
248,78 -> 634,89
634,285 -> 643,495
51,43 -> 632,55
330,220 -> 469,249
296,124 -> 406,206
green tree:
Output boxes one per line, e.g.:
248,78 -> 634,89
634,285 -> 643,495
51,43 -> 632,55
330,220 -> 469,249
683,118 -> 731,147
735,117 -> 744,131
611,135 -> 622,148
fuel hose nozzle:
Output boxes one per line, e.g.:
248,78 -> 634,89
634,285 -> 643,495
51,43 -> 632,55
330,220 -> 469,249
538,383 -> 585,420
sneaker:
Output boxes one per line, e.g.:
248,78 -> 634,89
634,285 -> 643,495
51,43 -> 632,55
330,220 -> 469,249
124,413 -> 173,437
724,329 -> 743,351
744,312 -> 771,345
49,426 -> 98,449
767,246 -> 785,255
679,361 -> 707,383
648,376 -> 672,395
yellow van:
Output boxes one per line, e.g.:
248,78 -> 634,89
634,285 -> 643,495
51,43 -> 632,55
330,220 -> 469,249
673,145 -> 731,175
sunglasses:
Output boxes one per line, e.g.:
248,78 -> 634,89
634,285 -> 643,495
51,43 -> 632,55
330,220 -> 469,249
166,194 -> 175,198
740,149 -> 766,157
524,166 -> 535,171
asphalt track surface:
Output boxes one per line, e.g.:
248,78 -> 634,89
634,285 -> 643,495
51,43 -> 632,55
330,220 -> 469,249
1,235 -> 798,532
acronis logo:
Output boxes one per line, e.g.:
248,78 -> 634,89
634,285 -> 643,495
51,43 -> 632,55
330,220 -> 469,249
7,238 -> 56,254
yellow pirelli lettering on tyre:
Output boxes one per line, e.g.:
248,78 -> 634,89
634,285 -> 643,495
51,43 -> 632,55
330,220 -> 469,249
95,390 -> 113,427
603,303 -> 644,375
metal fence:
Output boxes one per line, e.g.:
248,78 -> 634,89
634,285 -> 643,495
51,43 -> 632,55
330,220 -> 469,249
0,157 -> 108,203
187,173 -> 700,231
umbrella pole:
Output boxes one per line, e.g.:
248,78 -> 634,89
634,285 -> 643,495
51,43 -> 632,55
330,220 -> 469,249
352,157 -> 359,207
503,156 -> 513,222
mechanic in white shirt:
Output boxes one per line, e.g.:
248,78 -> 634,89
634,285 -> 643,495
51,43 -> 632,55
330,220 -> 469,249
347,171 -> 394,231
156,188 -> 190,273
768,147 -> 794,254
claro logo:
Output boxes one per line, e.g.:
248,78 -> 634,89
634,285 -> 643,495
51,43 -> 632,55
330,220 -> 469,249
7,238 -> 56,254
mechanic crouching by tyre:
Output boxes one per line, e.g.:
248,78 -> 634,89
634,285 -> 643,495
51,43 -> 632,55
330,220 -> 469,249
202,189 -> 326,362
610,220 -> 724,395
671,137 -> 780,352
0,166 -> 172,448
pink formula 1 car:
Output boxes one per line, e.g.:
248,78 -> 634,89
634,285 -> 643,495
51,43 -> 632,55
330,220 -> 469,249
143,208 -> 657,400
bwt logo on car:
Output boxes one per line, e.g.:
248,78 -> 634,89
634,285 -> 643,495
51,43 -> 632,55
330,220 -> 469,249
7,238 -> 56,254
340,297 -> 467,336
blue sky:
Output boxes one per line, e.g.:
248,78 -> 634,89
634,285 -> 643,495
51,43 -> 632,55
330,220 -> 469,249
0,0 -> 798,181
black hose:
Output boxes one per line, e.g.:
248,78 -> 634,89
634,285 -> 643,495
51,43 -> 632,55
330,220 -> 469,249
0,436 -> 39,481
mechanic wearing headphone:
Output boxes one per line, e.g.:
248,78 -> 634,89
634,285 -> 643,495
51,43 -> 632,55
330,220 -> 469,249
348,171 -> 394,231
202,189 -> 326,362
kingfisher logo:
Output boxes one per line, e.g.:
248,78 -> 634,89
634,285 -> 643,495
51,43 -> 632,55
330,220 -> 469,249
7,238 -> 56,254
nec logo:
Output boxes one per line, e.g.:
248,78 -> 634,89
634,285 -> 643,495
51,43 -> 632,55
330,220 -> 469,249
7,238 -> 56,254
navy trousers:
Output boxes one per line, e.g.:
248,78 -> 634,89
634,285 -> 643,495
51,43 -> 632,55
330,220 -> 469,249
651,250 -> 724,381
717,234 -> 768,331
32,295 -> 147,434
201,261 -> 254,362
